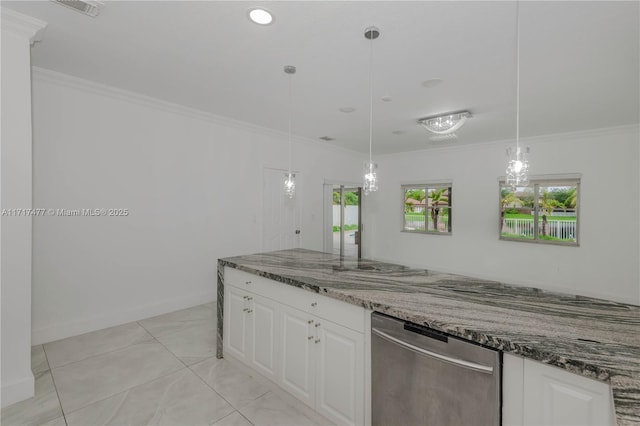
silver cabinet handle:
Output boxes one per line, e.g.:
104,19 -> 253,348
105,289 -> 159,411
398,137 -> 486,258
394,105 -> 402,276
311,302 -> 317,307
245,281 -> 252,285
247,310 -> 252,313
247,297 -> 253,301
308,320 -> 314,324
308,336 -> 314,340
371,328 -> 494,374
315,339 -> 321,344
315,323 -> 321,328
243,296 -> 248,300
243,308 -> 248,312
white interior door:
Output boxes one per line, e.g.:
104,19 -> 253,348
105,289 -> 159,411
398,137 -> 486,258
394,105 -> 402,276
262,167 -> 300,252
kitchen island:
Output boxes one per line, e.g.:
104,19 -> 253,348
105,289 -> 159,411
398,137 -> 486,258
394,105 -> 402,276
217,249 -> 639,425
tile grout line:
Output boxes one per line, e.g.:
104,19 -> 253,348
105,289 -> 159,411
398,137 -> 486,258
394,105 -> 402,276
138,319 -> 256,425
211,409 -> 255,426
42,345 -> 68,426
58,364 -> 192,419
188,361 -> 241,411
44,323 -> 157,370
49,323 -> 186,419
136,320 -> 191,369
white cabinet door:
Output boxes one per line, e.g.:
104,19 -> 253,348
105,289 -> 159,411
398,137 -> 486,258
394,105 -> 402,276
224,286 -> 251,363
249,294 -> 280,382
502,353 -> 524,426
523,359 -> 615,426
315,319 -> 364,426
280,305 -> 315,407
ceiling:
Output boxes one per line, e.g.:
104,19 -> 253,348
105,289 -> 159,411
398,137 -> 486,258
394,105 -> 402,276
5,1 -> 639,154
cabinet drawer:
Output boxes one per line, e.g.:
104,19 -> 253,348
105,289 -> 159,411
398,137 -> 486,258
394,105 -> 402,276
225,267 -> 261,288
224,267 -> 364,333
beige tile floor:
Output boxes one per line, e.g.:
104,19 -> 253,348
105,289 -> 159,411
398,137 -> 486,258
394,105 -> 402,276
1,303 -> 333,426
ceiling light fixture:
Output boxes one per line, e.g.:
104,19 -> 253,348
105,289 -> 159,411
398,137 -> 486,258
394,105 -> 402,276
505,1 -> 530,188
248,8 -> 273,25
418,111 -> 471,135
51,0 -> 103,17
283,65 -> 296,198
363,26 -> 380,196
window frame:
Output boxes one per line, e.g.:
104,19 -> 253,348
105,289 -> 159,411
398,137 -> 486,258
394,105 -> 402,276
402,182 -> 453,235
499,177 -> 580,246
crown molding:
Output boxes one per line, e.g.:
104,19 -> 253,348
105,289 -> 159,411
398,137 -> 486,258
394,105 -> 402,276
1,8 -> 47,44
380,123 -> 640,160
31,67 -> 363,157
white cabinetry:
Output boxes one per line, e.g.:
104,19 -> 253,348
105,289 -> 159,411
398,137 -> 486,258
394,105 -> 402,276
223,284 -> 280,382
224,285 -> 250,362
315,318 -> 364,426
280,304 -> 315,406
279,303 -> 364,425
223,267 -> 366,426
503,353 -> 615,426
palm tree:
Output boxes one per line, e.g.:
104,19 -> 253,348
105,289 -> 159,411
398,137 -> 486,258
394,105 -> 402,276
428,188 -> 449,232
404,189 -> 425,213
565,187 -> 577,209
539,190 -> 564,236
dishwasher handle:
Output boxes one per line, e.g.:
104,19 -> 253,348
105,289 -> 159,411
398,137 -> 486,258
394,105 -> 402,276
372,327 -> 494,375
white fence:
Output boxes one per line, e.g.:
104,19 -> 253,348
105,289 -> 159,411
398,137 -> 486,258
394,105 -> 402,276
333,205 -> 359,226
503,218 -> 576,240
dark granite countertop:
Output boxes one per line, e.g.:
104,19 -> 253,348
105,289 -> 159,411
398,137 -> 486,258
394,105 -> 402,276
216,249 -> 640,425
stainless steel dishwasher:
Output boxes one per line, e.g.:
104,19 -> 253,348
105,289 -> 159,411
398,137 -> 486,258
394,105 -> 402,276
372,312 -> 501,426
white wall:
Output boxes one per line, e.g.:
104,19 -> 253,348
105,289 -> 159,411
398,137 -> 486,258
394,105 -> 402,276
367,127 -> 640,305
0,8 -> 47,407
30,69 -> 363,344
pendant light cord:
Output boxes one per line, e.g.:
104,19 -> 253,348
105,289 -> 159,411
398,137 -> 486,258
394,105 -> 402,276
368,28 -> 374,166
515,1 -> 520,152
288,71 -> 293,174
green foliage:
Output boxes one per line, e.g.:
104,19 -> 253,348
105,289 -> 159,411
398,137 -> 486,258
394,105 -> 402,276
504,213 -> 576,221
332,224 -> 359,232
405,189 -> 425,201
333,191 -> 359,206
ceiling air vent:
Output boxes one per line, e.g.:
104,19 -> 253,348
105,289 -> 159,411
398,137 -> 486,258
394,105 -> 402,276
51,0 -> 104,17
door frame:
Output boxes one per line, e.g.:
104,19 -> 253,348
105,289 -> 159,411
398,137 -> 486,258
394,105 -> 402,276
323,179 -> 362,258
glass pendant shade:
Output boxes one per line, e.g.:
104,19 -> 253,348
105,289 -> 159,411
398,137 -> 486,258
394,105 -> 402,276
363,161 -> 378,195
505,146 -> 530,188
283,172 -> 295,198
505,3 -> 531,190
283,65 -> 296,199
362,26 -> 380,195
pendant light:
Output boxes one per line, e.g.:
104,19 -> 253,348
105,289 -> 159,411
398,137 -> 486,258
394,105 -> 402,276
505,1 -> 530,188
363,26 -> 380,195
283,65 -> 296,198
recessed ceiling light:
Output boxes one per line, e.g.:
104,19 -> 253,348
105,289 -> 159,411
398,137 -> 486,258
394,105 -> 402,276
339,107 -> 356,113
248,8 -> 273,25
381,96 -> 392,102
421,79 -> 443,88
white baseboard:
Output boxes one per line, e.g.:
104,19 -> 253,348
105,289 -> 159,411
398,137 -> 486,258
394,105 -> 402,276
1,373 -> 34,408
32,291 -> 216,345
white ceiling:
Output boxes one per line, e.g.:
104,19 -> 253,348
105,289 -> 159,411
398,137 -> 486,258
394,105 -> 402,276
5,1 -> 639,154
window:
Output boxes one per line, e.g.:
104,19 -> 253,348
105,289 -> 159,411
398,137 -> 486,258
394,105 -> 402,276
500,178 -> 579,245
403,183 -> 452,234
